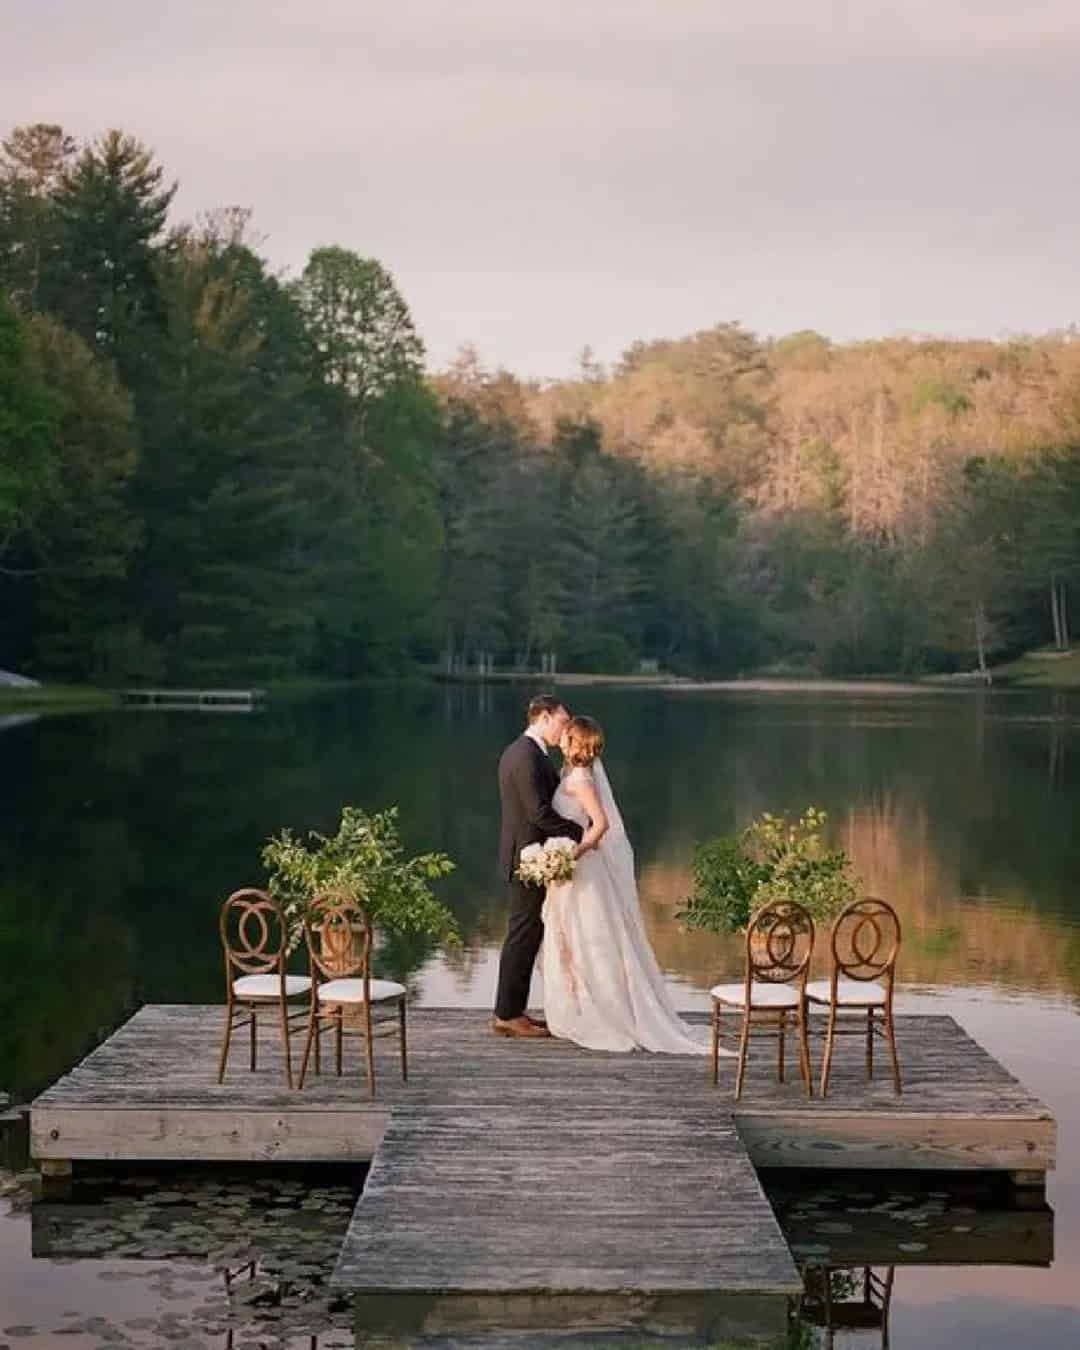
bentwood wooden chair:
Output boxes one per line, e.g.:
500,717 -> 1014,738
217,888 -> 312,1089
297,892 -> 408,1097
710,899 -> 815,1099
806,897 -> 902,1097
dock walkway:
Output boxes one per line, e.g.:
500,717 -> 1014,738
30,1006 -> 1056,1342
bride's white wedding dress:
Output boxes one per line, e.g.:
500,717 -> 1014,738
541,761 -> 710,1054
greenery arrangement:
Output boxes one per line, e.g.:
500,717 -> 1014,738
679,806 -> 862,935
261,805 -> 458,950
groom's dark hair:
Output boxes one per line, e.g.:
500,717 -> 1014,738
527,693 -> 569,724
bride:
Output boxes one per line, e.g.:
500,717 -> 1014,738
541,715 -> 715,1055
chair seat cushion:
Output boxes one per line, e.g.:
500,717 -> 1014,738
710,981 -> 800,1008
233,973 -> 311,999
806,978 -> 887,1005
317,977 -> 406,1004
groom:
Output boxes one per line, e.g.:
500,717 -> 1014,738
493,694 -> 584,1039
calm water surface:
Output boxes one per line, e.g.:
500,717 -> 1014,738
2,684 -> 1079,1346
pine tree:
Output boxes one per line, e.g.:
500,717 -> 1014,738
294,247 -> 442,675
49,130 -> 175,387
294,247 -> 424,408
558,442 -> 646,672
23,313 -> 140,675
132,240 -> 314,678
0,291 -> 57,572
0,123 -> 76,311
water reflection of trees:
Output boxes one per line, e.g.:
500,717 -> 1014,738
638,782 -> 1080,998
4,687 -> 1080,1099
621,690 -> 1080,1000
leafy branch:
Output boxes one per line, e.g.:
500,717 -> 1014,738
679,806 -> 862,934
261,805 -> 458,950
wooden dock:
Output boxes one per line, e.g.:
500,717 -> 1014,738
121,688 -> 265,709
29,1006 -> 1056,1345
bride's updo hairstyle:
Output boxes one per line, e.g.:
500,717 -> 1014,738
563,715 -> 605,767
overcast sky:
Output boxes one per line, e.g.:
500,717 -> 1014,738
6,2 -> 1080,377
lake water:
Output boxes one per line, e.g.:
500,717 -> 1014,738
1,683 -> 1079,1346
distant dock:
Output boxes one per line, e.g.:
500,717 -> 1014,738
121,688 -> 266,710
29,1006 -> 1055,1343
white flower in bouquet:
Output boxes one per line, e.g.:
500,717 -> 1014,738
515,837 -> 577,887
541,836 -> 577,884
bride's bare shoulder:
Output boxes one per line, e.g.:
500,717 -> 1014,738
562,763 -> 594,790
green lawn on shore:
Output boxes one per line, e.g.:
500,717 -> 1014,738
993,645 -> 1080,687
0,684 -> 120,713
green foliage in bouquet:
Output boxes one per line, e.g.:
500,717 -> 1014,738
679,806 -> 861,934
261,805 -> 458,949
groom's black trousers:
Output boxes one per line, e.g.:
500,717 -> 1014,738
494,879 -> 545,1021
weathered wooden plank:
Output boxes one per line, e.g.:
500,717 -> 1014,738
737,1110 -> 1056,1172
31,1104 -> 389,1163
334,1107 -> 801,1296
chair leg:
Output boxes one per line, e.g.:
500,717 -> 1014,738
217,1002 -> 234,1084
820,1005 -> 838,1097
297,1005 -> 318,1090
364,1003 -> 376,1099
797,1001 -> 813,1098
734,1011 -> 751,1100
885,1008 -> 903,1095
777,1010 -> 786,1083
710,1001 -> 720,1086
399,998 -> 408,1083
866,1007 -> 875,1080
249,1005 -> 257,1072
335,1010 -> 344,1076
279,998 -> 293,1090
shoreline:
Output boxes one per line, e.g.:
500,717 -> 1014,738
663,677 -> 939,694
3,664 -> 1076,715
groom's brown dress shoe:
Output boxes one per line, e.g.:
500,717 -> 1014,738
523,1013 -> 548,1029
492,1015 -> 551,1039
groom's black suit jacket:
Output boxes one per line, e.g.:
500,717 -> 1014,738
497,734 -> 583,881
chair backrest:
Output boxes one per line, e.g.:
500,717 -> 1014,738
303,891 -> 373,983
830,897 -> 901,985
219,888 -> 288,976
745,899 -> 814,986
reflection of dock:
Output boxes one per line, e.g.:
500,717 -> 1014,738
121,688 -> 266,711
30,1008 -> 1056,1343
766,1171 -> 1054,1268
29,1167 -> 1054,1349
769,1170 -> 1054,1350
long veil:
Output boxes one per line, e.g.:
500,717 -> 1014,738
545,757 -> 712,1054
592,759 -> 638,905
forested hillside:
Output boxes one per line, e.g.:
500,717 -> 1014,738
3,121 -> 1079,682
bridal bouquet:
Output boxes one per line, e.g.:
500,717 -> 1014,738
515,837 -> 577,887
